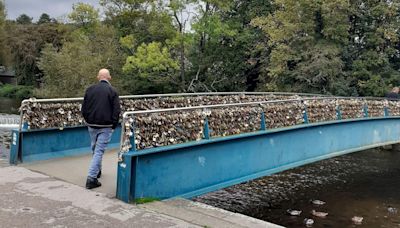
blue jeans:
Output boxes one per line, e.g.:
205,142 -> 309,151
87,127 -> 113,178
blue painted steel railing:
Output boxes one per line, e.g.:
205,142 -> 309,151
116,96 -> 400,202
17,91 -> 326,131
11,92 -> 327,164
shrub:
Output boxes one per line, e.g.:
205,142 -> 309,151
0,84 -> 33,99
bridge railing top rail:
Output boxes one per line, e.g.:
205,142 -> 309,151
121,96 -> 391,116
20,92 -> 328,105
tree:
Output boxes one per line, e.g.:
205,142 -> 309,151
5,22 -> 70,85
101,0 -> 180,93
346,0 -> 400,96
37,13 -> 51,24
252,0 -> 400,96
16,14 -> 32,24
167,0 -> 191,88
186,0 -> 256,92
188,0 -> 273,92
38,25 -> 124,97
122,41 -> 179,93
101,0 -> 176,44
68,3 -> 99,29
0,0 -> 8,66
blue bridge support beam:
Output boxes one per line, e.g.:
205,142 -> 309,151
116,117 -> 400,202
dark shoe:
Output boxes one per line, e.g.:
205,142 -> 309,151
97,170 -> 102,179
86,177 -> 102,189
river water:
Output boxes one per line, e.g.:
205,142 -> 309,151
194,148 -> 400,227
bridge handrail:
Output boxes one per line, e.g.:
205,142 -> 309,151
120,96 -> 399,159
121,96 -> 388,116
19,92 -> 328,104
17,92 -> 330,131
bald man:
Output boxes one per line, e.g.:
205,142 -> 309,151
386,87 -> 400,100
81,69 -> 121,189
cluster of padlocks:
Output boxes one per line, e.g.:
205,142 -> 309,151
18,95 -> 400,154
121,97 -> 400,152
21,94 -> 300,130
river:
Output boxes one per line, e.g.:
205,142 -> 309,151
194,148 -> 400,227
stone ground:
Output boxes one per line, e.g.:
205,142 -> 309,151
0,166 -> 282,228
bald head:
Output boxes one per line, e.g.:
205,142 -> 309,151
97,69 -> 111,81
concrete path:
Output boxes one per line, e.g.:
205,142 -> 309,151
23,149 -> 118,197
143,199 -> 283,228
0,166 -> 283,228
0,166 -> 196,228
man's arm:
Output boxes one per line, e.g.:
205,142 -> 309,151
81,90 -> 89,121
111,90 -> 121,129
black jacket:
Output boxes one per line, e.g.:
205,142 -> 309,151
81,80 -> 121,129
386,92 -> 400,100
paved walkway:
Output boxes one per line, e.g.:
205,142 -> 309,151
0,166 -> 283,228
23,149 -> 118,197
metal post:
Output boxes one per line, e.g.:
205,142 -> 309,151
260,112 -> 267,131
303,101 -> 309,124
116,154 -> 133,203
363,104 -> 369,118
384,107 -> 390,117
203,117 -> 210,139
9,130 -> 20,165
336,105 -> 342,120
130,118 -> 137,152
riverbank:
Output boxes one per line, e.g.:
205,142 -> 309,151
0,166 -> 280,228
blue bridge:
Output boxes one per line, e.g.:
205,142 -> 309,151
9,93 -> 400,203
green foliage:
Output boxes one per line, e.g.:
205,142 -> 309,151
134,197 -> 159,204
16,14 -> 32,24
0,84 -> 33,99
122,42 -> 179,94
38,25 -> 124,98
5,22 -> 70,85
68,3 -> 99,29
101,0 -> 176,44
0,0 -> 7,66
120,34 -> 136,50
37,13 -> 51,24
253,0 -> 400,96
186,0 -> 273,92
123,42 -> 179,75
3,0 -> 400,98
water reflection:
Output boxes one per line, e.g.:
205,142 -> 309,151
194,148 -> 400,227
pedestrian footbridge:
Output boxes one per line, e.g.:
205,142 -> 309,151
9,93 -> 400,203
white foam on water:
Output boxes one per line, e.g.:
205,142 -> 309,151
0,124 -> 18,129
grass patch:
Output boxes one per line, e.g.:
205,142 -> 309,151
134,197 -> 160,204
0,84 -> 33,99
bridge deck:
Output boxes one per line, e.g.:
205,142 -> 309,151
22,149 -> 118,197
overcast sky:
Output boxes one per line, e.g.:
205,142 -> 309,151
4,0 -> 102,21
